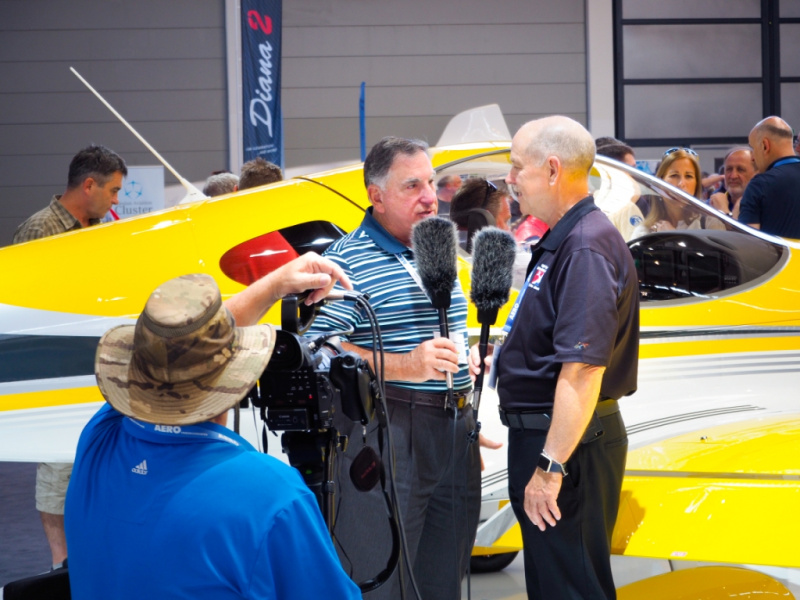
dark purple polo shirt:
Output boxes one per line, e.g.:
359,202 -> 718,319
497,197 -> 639,411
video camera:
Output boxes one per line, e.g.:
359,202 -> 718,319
249,293 -> 374,431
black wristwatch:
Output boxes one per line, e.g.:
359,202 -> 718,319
537,451 -> 568,476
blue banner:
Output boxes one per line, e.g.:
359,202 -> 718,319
359,82 -> 366,161
241,0 -> 283,168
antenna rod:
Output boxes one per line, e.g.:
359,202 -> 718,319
70,66 -> 206,200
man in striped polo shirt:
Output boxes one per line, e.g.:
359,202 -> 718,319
308,137 -> 480,599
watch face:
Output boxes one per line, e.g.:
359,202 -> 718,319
538,452 -> 566,475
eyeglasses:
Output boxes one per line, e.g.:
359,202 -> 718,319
663,147 -> 698,158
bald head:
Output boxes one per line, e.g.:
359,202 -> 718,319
751,116 -> 793,141
516,116 -> 596,175
749,116 -> 795,172
507,116 -> 595,226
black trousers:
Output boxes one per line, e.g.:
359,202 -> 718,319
507,411 -> 627,600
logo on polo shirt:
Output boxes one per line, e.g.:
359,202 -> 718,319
530,264 -> 549,291
132,460 -> 148,475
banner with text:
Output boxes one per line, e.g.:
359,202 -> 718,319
241,0 -> 283,169
112,166 -> 164,220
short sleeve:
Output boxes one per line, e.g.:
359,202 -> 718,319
738,177 -> 763,225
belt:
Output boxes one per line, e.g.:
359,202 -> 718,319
499,398 -> 619,430
596,398 -> 620,418
385,385 -> 472,410
499,409 -> 551,430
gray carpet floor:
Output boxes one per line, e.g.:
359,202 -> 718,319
0,462 -> 51,586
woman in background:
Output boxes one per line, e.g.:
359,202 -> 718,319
449,178 -> 512,252
449,177 -> 531,287
632,147 -> 704,237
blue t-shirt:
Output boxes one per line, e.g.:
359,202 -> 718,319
65,404 -> 361,600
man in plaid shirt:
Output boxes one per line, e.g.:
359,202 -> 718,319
14,144 -> 126,242
12,143 -> 127,571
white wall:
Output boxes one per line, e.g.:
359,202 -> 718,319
586,0 -> 615,138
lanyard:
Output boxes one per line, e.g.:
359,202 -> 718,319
771,157 -> 800,169
502,268 -> 536,334
124,417 -> 241,446
396,252 -> 428,299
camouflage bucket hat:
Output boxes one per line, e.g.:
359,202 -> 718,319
95,274 -> 275,425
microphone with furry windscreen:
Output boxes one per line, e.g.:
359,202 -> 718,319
470,227 -> 517,416
411,217 -> 459,403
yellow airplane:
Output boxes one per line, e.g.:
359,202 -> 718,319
2,105 -> 799,597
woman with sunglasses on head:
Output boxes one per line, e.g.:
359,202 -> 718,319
449,178 -> 513,252
632,147 -> 705,238
449,177 -> 533,287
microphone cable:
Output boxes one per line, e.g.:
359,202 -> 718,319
354,295 -> 423,600
322,292 -> 419,599
317,289 -> 431,600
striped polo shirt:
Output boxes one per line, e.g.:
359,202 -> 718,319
308,208 -> 471,393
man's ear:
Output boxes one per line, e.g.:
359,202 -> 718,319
82,177 -> 96,194
367,184 -> 384,212
547,156 -> 561,185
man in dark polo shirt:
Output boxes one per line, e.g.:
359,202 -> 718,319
739,116 -> 800,239
472,116 -> 639,599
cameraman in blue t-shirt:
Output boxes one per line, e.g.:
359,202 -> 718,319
65,253 -> 361,600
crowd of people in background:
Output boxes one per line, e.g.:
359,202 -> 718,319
38,114 -> 798,255
194,112 -> 800,255
446,114 -> 800,255
594,116 -> 800,240
202,156 -> 284,197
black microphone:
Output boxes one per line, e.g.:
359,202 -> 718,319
469,227 -> 517,415
411,217 -> 459,402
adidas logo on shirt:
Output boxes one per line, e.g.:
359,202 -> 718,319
131,460 -> 148,475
